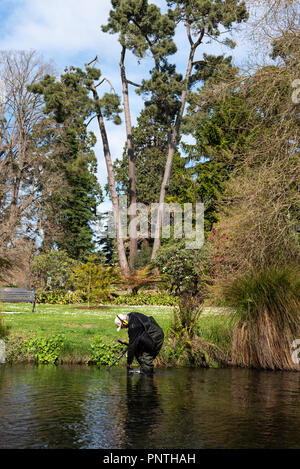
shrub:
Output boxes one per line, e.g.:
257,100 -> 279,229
118,265 -> 166,295
170,294 -> 203,339
154,240 -> 210,295
36,290 -> 84,304
222,264 -> 300,370
163,331 -> 229,369
211,159 -> 300,279
111,291 -> 178,306
24,335 -> 64,364
71,255 -> 117,306
89,337 -> 124,367
36,288 -> 178,306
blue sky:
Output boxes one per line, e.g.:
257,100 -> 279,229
0,0 -> 254,213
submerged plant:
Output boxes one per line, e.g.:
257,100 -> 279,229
222,264 -> 300,370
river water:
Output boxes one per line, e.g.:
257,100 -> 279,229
0,365 -> 300,449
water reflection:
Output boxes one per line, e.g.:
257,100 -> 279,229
1,365 -> 300,449
123,373 -> 162,449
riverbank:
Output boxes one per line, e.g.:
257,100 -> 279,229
0,303 -> 234,367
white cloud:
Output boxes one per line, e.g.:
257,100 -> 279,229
0,0 -> 118,54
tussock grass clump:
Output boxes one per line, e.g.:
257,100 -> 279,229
222,264 -> 300,370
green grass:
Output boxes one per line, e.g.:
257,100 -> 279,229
197,314 -> 236,352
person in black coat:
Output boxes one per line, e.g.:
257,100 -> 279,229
115,312 -> 164,374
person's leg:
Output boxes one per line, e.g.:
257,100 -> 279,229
154,333 -> 164,356
136,327 -> 164,374
150,325 -> 164,353
136,350 -> 155,374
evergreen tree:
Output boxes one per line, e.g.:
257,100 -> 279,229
112,107 -> 193,207
29,68 -> 103,259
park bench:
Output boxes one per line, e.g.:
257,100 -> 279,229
0,287 -> 36,312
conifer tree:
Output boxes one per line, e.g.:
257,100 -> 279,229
103,0 -> 248,261
29,67 -> 103,260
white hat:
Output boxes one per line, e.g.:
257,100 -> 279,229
115,314 -> 128,331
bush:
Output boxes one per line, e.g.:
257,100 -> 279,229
118,265 -> 165,295
36,289 -> 178,306
24,335 -> 64,364
71,256 -> 117,306
210,159 -> 300,278
164,293 -> 229,368
5,335 -> 28,363
222,264 -> 300,370
36,290 -> 84,304
170,294 -> 203,339
110,291 -> 179,306
154,240 -> 210,295
89,337 -> 124,367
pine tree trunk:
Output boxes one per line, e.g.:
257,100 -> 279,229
91,84 -> 130,276
151,28 -> 204,261
120,46 -> 138,272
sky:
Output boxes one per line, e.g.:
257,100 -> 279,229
0,0 -> 255,213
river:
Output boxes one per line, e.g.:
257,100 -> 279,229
0,365 -> 300,449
